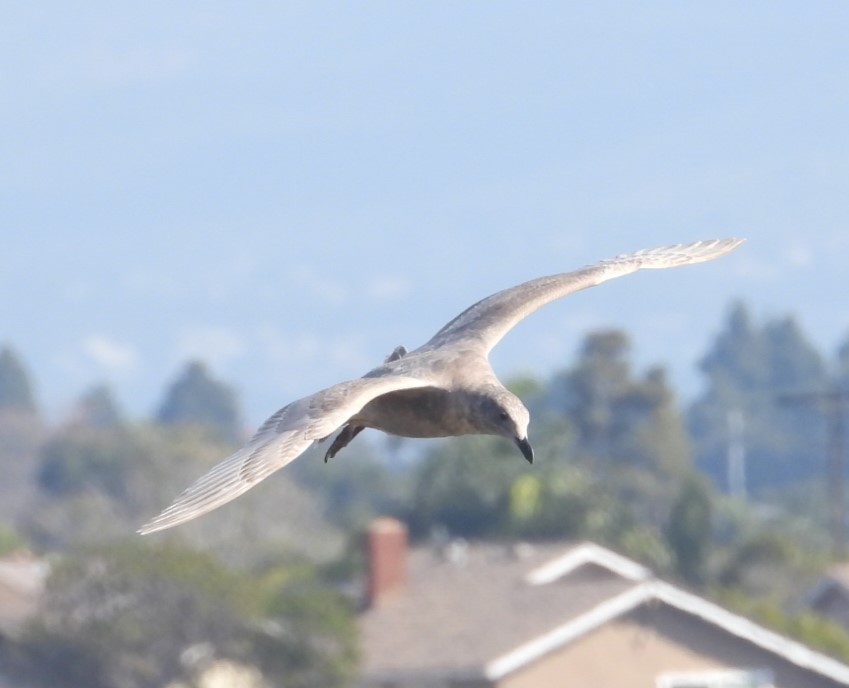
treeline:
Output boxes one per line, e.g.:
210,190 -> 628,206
3,300 -> 847,498
1,299 -> 848,553
0,355 -> 359,687
2,298 -> 849,685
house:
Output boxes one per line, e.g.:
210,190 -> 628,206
0,551 -> 49,688
0,551 -> 48,640
358,518 -> 849,688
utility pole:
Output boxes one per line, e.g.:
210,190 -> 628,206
779,388 -> 847,559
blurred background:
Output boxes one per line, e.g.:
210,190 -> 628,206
2,3 -> 849,687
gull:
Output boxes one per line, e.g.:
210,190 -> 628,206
139,238 -> 744,534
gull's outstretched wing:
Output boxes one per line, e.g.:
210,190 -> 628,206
426,238 -> 744,353
139,375 -> 432,534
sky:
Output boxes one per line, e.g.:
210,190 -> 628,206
3,2 -> 849,427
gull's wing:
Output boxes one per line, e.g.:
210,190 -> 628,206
139,375 -> 433,534
426,238 -> 745,353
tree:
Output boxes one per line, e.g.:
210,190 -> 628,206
23,418 -> 340,565
407,436 -> 522,538
665,473 -> 713,586
0,521 -> 24,556
837,336 -> 849,382
69,385 -> 124,429
716,588 -> 849,663
0,346 -> 43,524
688,302 -> 829,493
537,330 -> 692,525
37,424 -> 141,499
292,439 -> 412,531
27,422 -> 160,551
156,361 -> 242,443
718,531 -> 800,598
0,345 -> 38,414
505,468 -> 631,541
543,331 -> 690,474
250,557 -> 359,688
406,428 -> 640,544
544,330 -> 632,461
698,302 -> 769,392
765,317 -> 827,391
6,542 -> 357,688
404,329 -> 696,540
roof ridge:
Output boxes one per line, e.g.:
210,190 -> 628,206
525,541 -> 651,585
486,578 -> 849,685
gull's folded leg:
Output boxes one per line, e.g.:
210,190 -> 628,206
324,424 -> 365,462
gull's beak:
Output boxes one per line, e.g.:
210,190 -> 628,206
515,436 -> 534,464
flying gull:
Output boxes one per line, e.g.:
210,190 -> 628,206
140,238 -> 744,534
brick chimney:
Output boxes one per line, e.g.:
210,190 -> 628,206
366,517 -> 407,607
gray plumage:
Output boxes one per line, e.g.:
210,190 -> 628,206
139,238 -> 744,534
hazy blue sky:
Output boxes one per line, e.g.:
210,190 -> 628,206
3,3 -> 848,425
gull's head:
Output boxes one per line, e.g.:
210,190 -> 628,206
482,388 -> 533,464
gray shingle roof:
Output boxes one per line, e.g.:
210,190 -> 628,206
358,541 -> 638,680
360,539 -> 849,686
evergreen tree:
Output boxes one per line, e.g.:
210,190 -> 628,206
765,318 -> 826,391
836,335 -> 849,388
665,473 -> 713,585
70,385 -> 123,429
0,346 -> 43,524
542,330 -> 690,474
156,361 -> 242,443
406,330 -> 693,539
699,302 -> 769,392
535,329 -> 691,525
37,424 -> 142,500
408,436 -> 521,538
0,345 -> 37,414
552,330 -> 631,460
689,302 -> 829,493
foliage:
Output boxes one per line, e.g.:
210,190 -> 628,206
37,425 -> 141,499
5,541 -> 357,688
504,373 -> 545,400
0,408 -> 44,525
716,588 -> 849,663
541,331 -> 690,473
0,347 -> 45,521
3,307 -> 849,683
665,473 -> 713,585
292,437 -> 413,530
69,385 -> 124,429
837,338 -> 849,383
405,430 -> 646,550
688,302 -> 830,493
0,521 -> 25,555
250,558 -> 359,688
23,422 -> 341,564
535,330 -> 692,524
27,422 -> 186,551
406,435 -> 528,538
156,361 -> 242,444
505,467 -> 633,541
715,525 -> 829,603
615,526 -> 674,575
0,345 -> 38,414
